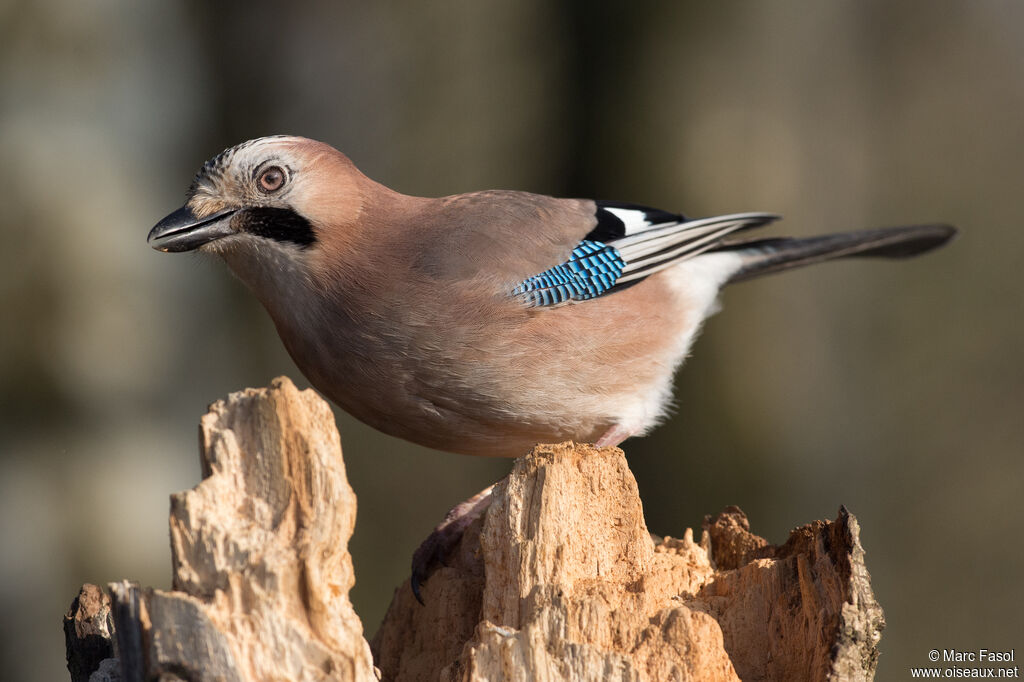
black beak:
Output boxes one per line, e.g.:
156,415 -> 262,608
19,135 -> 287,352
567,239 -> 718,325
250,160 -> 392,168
148,206 -> 237,252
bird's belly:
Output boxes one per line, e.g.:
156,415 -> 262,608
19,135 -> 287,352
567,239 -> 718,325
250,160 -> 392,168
272,271 -> 713,457
293,346 -> 621,458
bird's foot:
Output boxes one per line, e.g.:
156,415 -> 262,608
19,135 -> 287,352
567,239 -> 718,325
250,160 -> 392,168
410,482 -> 498,604
594,423 -> 636,448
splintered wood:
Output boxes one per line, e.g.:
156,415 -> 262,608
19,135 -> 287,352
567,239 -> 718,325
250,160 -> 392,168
372,444 -> 883,682
103,377 -> 377,682
68,378 -> 883,681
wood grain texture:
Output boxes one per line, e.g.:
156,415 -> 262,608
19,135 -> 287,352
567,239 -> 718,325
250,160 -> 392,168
373,444 -> 884,682
65,378 -> 882,681
104,377 -> 376,682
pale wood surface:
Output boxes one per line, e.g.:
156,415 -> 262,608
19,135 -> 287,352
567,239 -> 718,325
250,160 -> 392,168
86,377 -> 376,682
373,444 -> 883,681
65,378 -> 882,681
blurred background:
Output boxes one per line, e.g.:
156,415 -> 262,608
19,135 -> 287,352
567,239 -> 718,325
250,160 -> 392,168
2,0 -> 1022,679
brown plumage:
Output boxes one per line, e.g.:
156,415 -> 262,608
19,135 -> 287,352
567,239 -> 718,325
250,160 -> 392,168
149,136 -> 956,457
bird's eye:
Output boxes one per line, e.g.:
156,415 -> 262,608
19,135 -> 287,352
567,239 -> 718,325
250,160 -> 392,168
257,166 -> 286,193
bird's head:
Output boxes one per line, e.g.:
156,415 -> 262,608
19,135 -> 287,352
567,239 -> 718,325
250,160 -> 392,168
148,135 -> 372,258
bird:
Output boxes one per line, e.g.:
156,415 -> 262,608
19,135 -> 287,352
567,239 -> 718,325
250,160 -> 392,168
149,135 -> 956,459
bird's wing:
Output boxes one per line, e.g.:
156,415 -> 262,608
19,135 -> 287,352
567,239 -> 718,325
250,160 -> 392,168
512,201 -> 778,308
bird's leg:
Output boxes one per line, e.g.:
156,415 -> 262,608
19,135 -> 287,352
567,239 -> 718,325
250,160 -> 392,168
411,481 -> 498,604
594,423 -> 636,448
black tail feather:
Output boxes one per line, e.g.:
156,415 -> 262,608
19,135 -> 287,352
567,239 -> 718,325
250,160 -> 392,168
719,223 -> 957,284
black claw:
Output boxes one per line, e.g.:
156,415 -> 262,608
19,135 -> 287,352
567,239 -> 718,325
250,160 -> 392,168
411,573 -> 425,605
407,483 -> 499,606
410,532 -> 439,606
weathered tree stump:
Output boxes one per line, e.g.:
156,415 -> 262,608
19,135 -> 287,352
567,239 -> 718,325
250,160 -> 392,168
372,445 -> 883,682
66,378 -> 377,682
64,377 -> 883,681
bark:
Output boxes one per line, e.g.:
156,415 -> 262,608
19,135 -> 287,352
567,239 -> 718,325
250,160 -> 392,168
64,584 -> 115,682
65,378 -> 883,681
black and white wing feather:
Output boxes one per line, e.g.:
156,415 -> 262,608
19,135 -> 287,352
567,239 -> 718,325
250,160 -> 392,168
513,201 -> 778,308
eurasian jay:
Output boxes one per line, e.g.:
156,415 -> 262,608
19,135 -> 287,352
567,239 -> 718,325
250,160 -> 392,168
149,135 -> 955,458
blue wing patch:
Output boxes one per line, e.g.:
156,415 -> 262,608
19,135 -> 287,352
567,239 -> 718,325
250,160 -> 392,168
512,240 -> 625,307
512,208 -> 778,309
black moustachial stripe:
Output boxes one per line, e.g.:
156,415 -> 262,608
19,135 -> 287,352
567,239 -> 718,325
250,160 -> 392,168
237,207 -> 316,247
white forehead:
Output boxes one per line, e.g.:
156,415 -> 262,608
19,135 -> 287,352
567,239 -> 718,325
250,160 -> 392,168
202,135 -> 302,172
189,135 -> 310,199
